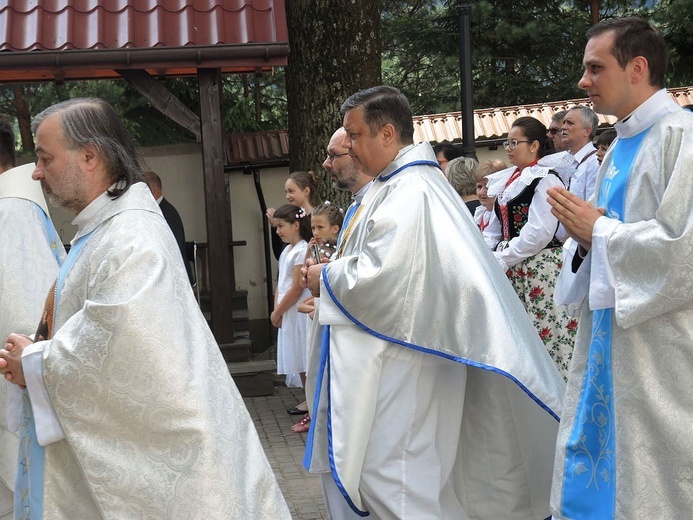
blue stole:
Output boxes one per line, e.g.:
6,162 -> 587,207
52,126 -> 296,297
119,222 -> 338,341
336,202 -> 359,245
15,228 -> 95,520
34,203 -> 63,266
560,129 -> 649,519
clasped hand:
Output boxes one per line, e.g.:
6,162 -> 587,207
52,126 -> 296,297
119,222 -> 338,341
547,186 -> 605,250
0,333 -> 33,388
301,258 -> 324,298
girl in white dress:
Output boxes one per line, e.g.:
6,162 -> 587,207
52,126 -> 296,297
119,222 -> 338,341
270,204 -> 313,403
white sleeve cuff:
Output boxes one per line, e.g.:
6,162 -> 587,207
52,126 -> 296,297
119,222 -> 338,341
588,216 -> 620,310
21,341 -> 65,446
554,238 -> 590,310
317,273 -> 354,326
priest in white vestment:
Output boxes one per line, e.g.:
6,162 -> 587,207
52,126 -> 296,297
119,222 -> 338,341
548,18 -> 693,519
0,115 -> 65,520
306,86 -> 566,519
0,99 -> 289,519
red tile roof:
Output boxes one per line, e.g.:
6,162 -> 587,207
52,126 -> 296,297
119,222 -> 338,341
414,86 -> 693,144
226,129 -> 289,167
0,0 -> 288,81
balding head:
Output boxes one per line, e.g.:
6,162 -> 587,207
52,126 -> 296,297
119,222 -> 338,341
322,128 -> 372,194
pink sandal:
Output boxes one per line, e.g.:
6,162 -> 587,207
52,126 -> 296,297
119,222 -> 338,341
291,414 -> 311,433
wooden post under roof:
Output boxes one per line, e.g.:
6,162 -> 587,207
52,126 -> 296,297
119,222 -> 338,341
198,67 -> 235,343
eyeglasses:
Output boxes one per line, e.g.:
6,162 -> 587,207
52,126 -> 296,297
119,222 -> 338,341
326,151 -> 349,162
502,139 -> 532,150
547,128 -> 561,135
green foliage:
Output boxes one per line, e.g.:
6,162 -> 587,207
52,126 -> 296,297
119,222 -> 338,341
222,71 -> 288,133
653,0 -> 693,86
381,0 -> 690,113
0,69 -> 288,153
382,1 -> 461,114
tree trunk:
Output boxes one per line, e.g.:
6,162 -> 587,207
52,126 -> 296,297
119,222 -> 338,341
588,0 -> 600,25
286,0 -> 381,207
12,84 -> 34,152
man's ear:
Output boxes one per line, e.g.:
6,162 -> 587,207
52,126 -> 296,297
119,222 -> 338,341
81,145 -> 100,172
381,122 -> 396,146
630,56 -> 649,85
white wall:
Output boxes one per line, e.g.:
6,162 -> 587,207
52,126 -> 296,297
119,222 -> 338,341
139,143 -> 290,321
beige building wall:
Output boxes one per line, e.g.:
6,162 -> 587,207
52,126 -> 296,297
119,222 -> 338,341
138,143 -> 291,322
38,142 -> 507,320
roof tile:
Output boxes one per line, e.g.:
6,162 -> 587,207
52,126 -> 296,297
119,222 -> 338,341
0,0 -> 287,51
413,87 -> 693,143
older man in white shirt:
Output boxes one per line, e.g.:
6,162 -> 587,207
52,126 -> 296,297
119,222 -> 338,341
561,105 -> 600,201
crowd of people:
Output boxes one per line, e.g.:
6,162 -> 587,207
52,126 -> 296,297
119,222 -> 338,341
0,15 -> 691,520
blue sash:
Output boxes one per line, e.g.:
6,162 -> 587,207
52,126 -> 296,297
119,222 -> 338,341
15,229 -> 95,520
560,129 -> 649,519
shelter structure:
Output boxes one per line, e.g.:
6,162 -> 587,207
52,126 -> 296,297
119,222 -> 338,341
0,0 -> 289,344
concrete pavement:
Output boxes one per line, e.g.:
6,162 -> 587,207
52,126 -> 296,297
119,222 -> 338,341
244,384 -> 328,520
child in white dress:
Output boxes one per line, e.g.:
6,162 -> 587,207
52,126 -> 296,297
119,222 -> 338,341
271,204 -> 313,402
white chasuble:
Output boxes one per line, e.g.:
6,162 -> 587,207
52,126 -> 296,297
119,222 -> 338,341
308,143 -> 566,519
28,183 -> 289,519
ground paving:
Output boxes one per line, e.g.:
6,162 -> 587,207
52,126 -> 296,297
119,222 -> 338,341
244,384 -> 328,520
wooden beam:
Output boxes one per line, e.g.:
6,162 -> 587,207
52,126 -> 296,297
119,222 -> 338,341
117,68 -> 201,141
198,68 -> 235,343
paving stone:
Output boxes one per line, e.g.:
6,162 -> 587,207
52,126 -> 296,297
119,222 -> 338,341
244,385 -> 328,520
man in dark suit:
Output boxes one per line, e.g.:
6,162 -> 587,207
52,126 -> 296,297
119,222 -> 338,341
142,170 -> 194,285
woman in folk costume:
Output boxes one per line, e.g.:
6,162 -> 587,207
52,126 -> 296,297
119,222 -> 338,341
483,116 -> 577,378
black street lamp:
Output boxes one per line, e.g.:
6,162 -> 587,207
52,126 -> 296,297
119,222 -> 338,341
458,0 -> 477,159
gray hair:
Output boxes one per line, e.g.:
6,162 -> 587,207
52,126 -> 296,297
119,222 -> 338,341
341,86 -> 414,145
32,98 -> 142,198
567,105 -> 599,140
551,110 -> 568,124
445,156 -> 479,197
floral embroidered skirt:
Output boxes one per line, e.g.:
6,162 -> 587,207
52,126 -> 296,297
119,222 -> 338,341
506,247 -> 577,380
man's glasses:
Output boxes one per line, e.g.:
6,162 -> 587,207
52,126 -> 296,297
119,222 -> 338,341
502,139 -> 531,150
547,127 -> 561,135
326,151 -> 349,162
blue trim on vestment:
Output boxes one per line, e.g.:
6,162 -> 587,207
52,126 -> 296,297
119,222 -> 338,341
15,392 -> 44,520
324,326 -> 370,517
321,267 -> 561,422
15,205 -> 65,520
303,326 -> 370,516
378,160 -> 441,181
560,128 -> 649,519
34,203 -> 63,266
303,325 -> 329,470
16,229 -> 96,520
56,230 -> 96,301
